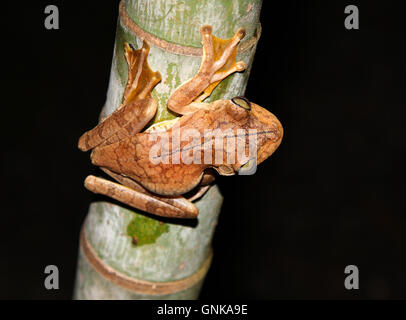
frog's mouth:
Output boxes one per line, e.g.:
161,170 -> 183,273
256,126 -> 284,165
144,117 -> 180,133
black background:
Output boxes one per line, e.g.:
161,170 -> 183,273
2,0 -> 406,299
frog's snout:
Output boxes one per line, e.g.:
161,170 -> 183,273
250,103 -> 283,165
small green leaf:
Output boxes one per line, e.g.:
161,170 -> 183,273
126,214 -> 169,246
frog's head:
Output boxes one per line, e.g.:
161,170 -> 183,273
210,96 -> 283,176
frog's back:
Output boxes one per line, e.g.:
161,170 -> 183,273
90,132 -> 205,196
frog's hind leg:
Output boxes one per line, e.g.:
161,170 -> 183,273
97,42 -> 156,123
78,41 -> 161,151
95,97 -> 158,148
122,41 -> 162,105
78,97 -> 158,151
84,169 -> 199,218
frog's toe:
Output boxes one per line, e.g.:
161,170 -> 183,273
200,25 -> 212,35
236,61 -> 246,71
236,28 -> 246,40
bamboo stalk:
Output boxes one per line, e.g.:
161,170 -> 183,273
74,0 -> 262,300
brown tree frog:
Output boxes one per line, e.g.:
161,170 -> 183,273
78,26 -> 283,219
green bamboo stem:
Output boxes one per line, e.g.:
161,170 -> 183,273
74,0 -> 262,300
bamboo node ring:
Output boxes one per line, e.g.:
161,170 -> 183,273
119,0 -> 261,57
80,225 -> 213,295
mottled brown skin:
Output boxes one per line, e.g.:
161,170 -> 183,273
90,100 -> 282,196
78,26 -> 283,218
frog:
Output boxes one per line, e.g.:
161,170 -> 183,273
78,25 -> 283,219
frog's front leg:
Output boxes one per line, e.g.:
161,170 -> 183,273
167,25 -> 247,115
85,175 -> 199,219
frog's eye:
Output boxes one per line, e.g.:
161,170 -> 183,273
231,96 -> 251,110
